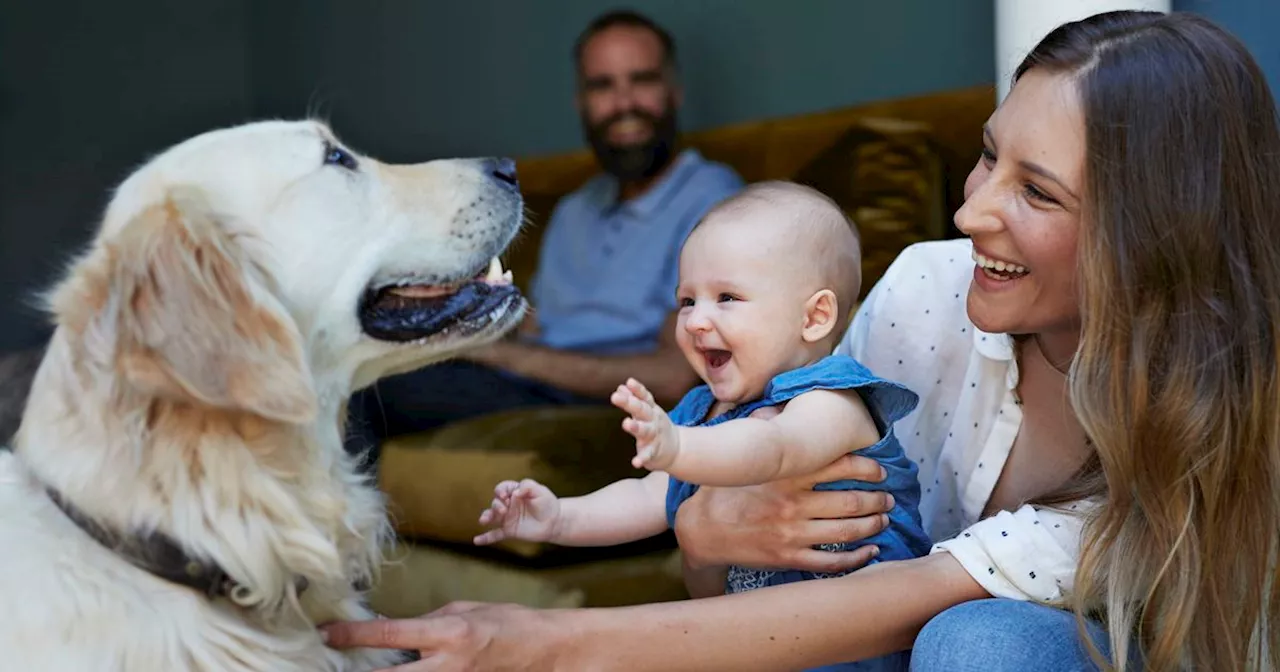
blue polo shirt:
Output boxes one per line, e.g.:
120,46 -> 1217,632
527,149 -> 743,355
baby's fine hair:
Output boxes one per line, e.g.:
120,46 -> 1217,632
700,180 -> 863,330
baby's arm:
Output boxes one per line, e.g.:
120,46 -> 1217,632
475,471 -> 670,547
614,379 -> 881,486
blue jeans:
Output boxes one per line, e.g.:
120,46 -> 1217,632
910,599 -> 1142,671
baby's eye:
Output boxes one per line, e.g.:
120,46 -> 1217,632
678,297 -> 695,308
718,293 -> 737,303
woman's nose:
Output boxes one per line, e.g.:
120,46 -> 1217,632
954,168 -> 1005,236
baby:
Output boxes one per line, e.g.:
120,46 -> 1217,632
476,181 -> 929,671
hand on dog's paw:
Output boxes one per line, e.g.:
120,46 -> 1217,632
474,478 -> 561,545
611,378 -> 680,471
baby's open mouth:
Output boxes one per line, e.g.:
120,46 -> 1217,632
704,349 -> 732,369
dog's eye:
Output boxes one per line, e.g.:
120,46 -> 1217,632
323,142 -> 358,171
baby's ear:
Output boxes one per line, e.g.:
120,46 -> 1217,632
801,289 -> 839,343
59,188 -> 318,424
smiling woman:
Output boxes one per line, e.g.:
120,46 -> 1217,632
959,72 -> 1086,350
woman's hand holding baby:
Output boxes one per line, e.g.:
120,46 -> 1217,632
474,479 -> 561,545
675,454 -> 894,576
611,378 -> 681,470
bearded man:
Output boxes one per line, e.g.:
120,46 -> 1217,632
345,10 -> 742,462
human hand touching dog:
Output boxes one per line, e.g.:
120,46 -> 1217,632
610,378 -> 681,471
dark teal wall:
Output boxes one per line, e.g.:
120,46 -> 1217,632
247,1 -> 1279,162
0,0 -> 252,352
1175,0 -> 1279,96
249,0 -> 996,161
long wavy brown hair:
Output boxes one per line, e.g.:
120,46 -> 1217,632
1016,10 -> 1280,671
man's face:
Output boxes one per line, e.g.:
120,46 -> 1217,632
577,25 -> 682,182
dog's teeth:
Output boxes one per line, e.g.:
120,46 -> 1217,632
486,257 -> 504,282
502,270 -> 513,283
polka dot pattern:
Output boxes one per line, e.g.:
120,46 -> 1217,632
836,238 -> 1095,604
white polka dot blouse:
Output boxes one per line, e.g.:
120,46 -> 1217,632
837,238 -> 1093,604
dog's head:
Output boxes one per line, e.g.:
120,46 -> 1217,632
49,120 -> 525,425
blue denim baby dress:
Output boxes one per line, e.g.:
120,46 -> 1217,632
664,354 -> 930,672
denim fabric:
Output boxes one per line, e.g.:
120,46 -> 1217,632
911,599 -> 1142,671
664,354 -> 928,672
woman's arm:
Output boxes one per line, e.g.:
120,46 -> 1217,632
322,553 -> 989,671
572,553 -> 988,670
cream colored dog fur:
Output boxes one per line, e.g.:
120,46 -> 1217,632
0,120 -> 525,671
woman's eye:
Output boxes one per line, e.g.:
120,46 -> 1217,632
981,147 -> 996,164
323,143 -> 358,171
1023,183 -> 1057,204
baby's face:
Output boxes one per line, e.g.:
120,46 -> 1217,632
675,213 -> 815,405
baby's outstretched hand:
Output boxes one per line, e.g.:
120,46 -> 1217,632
611,378 -> 680,471
474,479 -> 561,545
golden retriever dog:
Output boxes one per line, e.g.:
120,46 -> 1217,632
0,120 -> 526,670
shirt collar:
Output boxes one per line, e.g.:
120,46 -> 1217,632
973,325 -> 1014,362
597,147 -> 702,219
974,325 -> 1021,393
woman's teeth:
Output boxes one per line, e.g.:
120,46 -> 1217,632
972,251 -> 1028,277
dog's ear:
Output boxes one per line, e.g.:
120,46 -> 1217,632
87,189 -> 317,424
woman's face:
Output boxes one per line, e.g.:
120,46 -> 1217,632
955,68 -> 1086,337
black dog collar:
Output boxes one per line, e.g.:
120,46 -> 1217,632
44,485 -> 248,598
3,444 -> 307,600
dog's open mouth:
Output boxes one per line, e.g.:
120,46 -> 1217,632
358,257 -> 524,342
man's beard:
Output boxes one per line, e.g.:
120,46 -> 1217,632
582,104 -> 678,183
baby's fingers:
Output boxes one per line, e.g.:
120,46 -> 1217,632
473,528 -> 508,546
622,417 -> 659,441
494,480 -> 521,500
610,385 -> 636,411
617,392 -> 656,422
479,497 -> 509,522
625,378 -> 656,405
631,446 -> 655,469
515,478 -> 547,500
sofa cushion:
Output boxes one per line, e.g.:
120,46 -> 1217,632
793,117 -> 947,298
378,404 -> 651,559
369,542 -> 687,616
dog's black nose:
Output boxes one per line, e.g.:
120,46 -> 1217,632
485,157 -> 519,189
